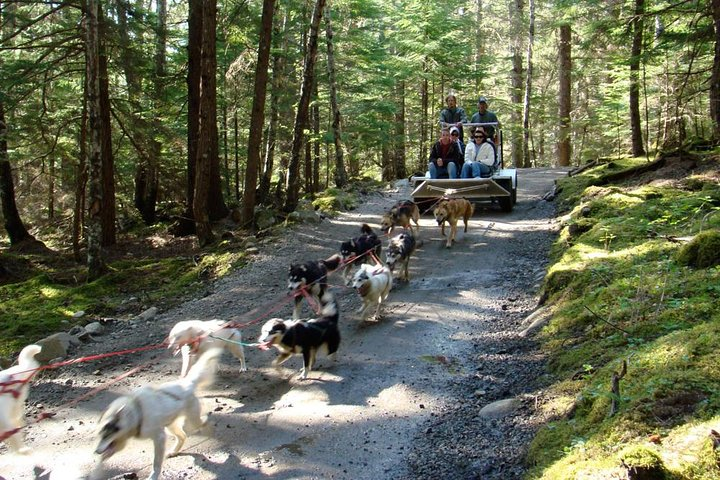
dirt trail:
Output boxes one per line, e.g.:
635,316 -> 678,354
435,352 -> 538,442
1,168 -> 569,480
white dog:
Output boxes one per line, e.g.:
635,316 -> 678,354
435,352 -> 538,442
94,347 -> 221,480
167,319 -> 247,378
0,344 -> 41,454
351,263 -> 393,321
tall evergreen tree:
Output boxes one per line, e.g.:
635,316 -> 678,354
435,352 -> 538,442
284,0 -> 326,213
242,0 -> 276,225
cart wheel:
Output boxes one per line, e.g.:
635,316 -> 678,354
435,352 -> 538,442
499,196 -> 513,212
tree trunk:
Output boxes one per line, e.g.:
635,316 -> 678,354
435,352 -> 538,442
283,0 -> 326,213
629,0 -> 646,156
325,5 -> 347,188
86,0 -> 105,279
393,79 -> 406,179
258,5 -> 285,206
73,76 -> 88,261
234,109 -> 241,201
381,143 -> 392,181
522,0 -> 535,168
509,0 -> 524,168
711,0 -> 720,140
177,0 -> 203,236
420,68 -> 428,173
558,24 -> 572,167
147,0 -> 165,225
194,0 -> 220,245
0,101 -> 37,247
312,83 -> 320,192
242,0 -> 276,226
0,1 -> 42,251
475,0 -> 484,92
99,35 -> 116,247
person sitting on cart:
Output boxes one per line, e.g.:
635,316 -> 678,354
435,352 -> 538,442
440,93 -> 468,142
461,127 -> 496,178
470,96 -> 499,142
450,126 -> 465,155
428,127 -> 463,179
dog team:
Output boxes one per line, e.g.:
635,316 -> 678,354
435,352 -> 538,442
0,195 -> 474,479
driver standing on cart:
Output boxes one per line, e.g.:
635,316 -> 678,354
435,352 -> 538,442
470,96 -> 500,143
439,93 -> 468,142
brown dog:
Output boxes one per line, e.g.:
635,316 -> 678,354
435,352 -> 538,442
433,198 -> 474,248
380,200 -> 420,237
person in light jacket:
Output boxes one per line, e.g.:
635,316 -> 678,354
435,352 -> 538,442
461,127 -> 496,178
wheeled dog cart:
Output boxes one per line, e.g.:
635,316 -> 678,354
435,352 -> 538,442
410,122 -> 517,212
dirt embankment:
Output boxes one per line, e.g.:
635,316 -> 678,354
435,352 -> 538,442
1,168 -> 569,480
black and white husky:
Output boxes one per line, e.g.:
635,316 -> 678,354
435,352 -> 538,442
385,231 -> 417,282
340,223 -> 382,285
94,348 -> 221,480
288,254 -> 342,319
351,263 -> 393,321
258,291 -> 340,380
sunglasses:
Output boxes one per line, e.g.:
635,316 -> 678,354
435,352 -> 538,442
451,132 -> 459,136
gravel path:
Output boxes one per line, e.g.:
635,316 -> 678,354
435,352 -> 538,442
1,168 -> 569,480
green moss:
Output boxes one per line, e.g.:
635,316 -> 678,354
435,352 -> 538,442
529,155 -> 720,479
619,445 -> 666,479
312,187 -> 358,214
676,229 -> 720,268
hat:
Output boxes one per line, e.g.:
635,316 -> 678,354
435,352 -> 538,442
449,127 -> 460,135
477,96 -> 488,104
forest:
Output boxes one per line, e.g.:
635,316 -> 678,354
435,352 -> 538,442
0,0 -> 718,272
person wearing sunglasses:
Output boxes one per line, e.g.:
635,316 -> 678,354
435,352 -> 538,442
461,127 -> 497,178
449,126 -> 465,155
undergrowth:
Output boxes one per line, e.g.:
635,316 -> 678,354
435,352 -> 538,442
0,232 -> 249,358
527,154 -> 720,479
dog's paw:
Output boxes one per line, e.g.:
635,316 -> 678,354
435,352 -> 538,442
239,366 -> 248,373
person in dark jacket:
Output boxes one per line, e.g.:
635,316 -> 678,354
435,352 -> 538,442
470,96 -> 500,142
440,94 -> 468,142
428,127 -> 463,179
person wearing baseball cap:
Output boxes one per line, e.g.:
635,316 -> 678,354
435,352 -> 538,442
470,96 -> 500,141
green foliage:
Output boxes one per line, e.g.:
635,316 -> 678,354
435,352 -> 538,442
529,154 -> 720,479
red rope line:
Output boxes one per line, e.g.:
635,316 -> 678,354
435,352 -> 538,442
0,361 -> 152,444
0,224 -> 392,442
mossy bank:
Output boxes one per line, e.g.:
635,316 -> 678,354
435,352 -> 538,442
526,152 -> 720,479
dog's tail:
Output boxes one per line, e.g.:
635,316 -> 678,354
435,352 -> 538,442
318,291 -> 339,323
184,347 -> 222,390
322,253 -> 343,272
465,201 -> 475,232
18,344 -> 42,369
360,223 -> 374,235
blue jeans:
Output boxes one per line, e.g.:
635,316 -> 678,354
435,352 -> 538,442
428,162 -> 458,179
461,162 -> 492,178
